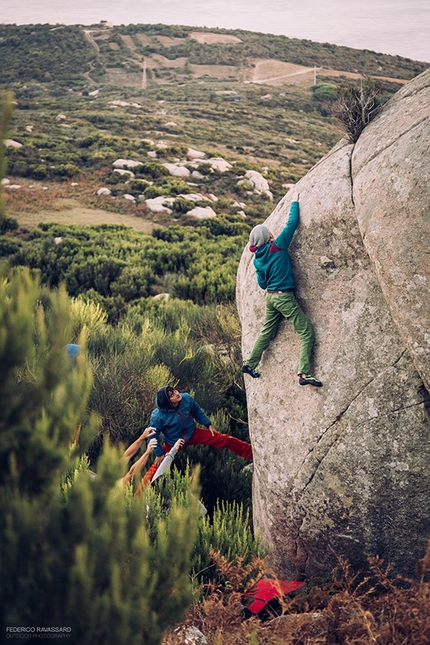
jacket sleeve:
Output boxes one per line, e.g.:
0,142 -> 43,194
189,396 -> 212,427
255,263 -> 267,290
274,201 -> 299,249
149,410 -> 164,457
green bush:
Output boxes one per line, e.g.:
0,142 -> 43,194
0,215 -> 18,233
192,500 -> 263,583
173,197 -> 195,213
0,269 -> 200,645
161,177 -> 192,195
32,163 -> 48,179
0,237 -> 20,256
54,162 -> 81,178
144,184 -> 166,198
86,322 -> 173,459
312,82 -> 338,101
130,178 -> 152,193
8,218 -> 249,316
0,91 -> 13,227
135,161 -> 170,179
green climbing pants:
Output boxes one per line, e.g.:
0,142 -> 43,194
246,292 -> 314,375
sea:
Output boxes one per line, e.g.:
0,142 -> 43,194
0,0 -> 429,63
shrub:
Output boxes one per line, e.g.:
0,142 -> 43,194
161,177 -> 192,195
192,500 -> 263,583
0,269 -> 200,645
130,178 -> 152,193
69,297 -> 108,341
54,162 -> 81,178
32,163 -> 48,179
85,322 -> 174,460
0,215 -> 18,233
173,197 -> 195,213
135,161 -> 170,179
312,82 -> 338,102
144,184 -> 167,198
171,544 -> 430,645
0,91 -> 13,221
332,76 -> 385,143
0,237 -> 20,256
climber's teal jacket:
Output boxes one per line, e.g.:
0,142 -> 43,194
253,201 -> 299,291
150,393 -> 212,457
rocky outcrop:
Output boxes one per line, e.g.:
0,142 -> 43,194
162,163 -> 191,178
237,70 -> 430,577
352,74 -> 430,391
243,170 -> 273,200
185,206 -> 217,219
4,139 -> 23,148
112,159 -> 142,169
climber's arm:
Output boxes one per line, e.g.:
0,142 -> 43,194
275,197 -> 300,249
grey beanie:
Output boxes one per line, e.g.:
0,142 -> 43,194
249,224 -> 270,250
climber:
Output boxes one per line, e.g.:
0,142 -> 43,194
141,386 -> 253,485
241,194 -> 322,387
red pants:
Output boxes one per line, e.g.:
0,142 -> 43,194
142,427 -> 252,485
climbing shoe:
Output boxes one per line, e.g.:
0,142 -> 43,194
299,374 -> 323,387
241,365 -> 260,378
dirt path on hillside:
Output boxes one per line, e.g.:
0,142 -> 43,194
84,30 -> 100,54
83,30 -> 100,84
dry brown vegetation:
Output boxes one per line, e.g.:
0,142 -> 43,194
164,544 -> 430,645
4,170 -> 156,232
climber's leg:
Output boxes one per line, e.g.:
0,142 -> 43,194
245,295 -> 282,370
188,427 -> 253,459
270,292 -> 314,375
140,442 -> 173,487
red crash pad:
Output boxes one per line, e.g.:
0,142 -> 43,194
243,579 -> 305,614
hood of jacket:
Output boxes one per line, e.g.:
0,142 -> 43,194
254,242 -> 272,262
156,386 -> 174,410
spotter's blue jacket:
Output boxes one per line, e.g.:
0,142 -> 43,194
150,393 -> 212,457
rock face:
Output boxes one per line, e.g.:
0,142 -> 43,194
237,70 -> 430,577
352,73 -> 430,392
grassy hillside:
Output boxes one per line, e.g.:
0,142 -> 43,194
1,23 -> 427,303
1,23 -> 427,87
2,24 -> 427,231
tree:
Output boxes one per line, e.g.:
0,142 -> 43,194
332,76 -> 385,143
